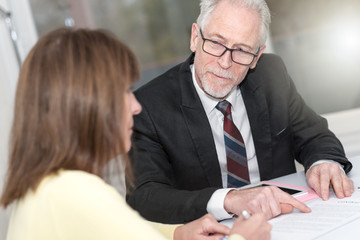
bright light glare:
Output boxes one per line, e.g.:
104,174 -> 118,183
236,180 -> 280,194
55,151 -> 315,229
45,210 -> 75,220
333,25 -> 360,49
327,18 -> 360,61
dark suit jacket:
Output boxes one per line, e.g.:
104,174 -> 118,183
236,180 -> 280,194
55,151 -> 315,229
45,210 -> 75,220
126,53 -> 352,224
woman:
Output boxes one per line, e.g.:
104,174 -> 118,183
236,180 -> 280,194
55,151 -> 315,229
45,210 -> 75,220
0,28 -> 271,240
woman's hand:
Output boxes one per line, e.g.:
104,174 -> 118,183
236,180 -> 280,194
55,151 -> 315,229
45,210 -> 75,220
174,214 -> 231,240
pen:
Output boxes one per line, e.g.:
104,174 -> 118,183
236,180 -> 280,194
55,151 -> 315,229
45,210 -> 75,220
220,211 -> 251,240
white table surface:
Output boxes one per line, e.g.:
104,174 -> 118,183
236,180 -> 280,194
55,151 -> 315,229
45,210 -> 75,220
323,108 -> 360,158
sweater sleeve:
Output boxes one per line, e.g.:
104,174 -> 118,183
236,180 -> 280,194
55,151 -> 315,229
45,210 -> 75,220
228,234 -> 246,240
147,221 -> 181,239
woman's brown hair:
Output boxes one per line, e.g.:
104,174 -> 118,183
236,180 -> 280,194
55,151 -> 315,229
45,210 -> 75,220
0,28 -> 139,208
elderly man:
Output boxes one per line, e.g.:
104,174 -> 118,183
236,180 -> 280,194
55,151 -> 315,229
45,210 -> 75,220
127,0 -> 353,224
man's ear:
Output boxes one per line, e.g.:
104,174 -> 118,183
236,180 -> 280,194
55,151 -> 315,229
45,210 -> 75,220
249,45 -> 266,69
190,23 -> 200,53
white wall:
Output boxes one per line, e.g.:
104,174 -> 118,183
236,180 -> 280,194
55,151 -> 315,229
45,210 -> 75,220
0,0 -> 37,238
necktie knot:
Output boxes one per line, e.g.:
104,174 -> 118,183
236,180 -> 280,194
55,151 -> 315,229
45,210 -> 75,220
216,100 -> 231,117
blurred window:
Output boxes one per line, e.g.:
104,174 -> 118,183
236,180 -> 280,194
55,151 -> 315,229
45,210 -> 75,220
29,0 -> 199,88
29,0 -> 360,113
267,0 -> 360,113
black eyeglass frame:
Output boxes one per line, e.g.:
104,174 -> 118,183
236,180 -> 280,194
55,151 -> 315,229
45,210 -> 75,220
199,29 -> 259,66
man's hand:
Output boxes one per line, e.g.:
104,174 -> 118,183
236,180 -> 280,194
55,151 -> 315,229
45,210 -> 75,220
224,186 -> 311,219
306,162 -> 354,200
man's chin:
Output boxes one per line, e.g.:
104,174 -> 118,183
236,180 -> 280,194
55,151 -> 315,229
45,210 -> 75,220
200,78 -> 236,99
203,87 -> 232,100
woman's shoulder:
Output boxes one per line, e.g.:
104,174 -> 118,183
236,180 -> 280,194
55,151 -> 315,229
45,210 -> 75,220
43,170 -> 104,186
41,170 -> 104,190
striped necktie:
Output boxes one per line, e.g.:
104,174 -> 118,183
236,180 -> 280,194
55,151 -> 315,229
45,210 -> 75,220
216,100 -> 250,188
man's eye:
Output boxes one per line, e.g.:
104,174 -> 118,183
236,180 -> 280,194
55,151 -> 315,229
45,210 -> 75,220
210,41 -> 222,48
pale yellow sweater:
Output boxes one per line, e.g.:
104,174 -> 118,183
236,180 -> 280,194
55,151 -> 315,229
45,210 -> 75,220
6,170 -> 245,240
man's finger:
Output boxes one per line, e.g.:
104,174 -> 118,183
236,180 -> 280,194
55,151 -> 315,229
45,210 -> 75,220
319,169 -> 331,200
342,177 -> 354,197
281,193 -> 311,213
331,172 -> 344,199
280,203 -> 294,214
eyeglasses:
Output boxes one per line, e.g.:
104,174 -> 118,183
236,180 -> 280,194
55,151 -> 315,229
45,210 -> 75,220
199,29 -> 259,66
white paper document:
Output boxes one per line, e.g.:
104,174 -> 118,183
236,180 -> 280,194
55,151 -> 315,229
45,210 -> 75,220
270,189 -> 360,240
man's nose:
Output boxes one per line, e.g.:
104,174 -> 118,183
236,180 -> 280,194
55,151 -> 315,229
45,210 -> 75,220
217,50 -> 232,69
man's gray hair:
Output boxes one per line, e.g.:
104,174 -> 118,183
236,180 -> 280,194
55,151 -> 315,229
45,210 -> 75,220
196,0 -> 271,47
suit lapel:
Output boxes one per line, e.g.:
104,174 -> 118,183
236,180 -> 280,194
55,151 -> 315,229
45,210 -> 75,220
178,55 -> 222,187
241,72 -> 273,180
